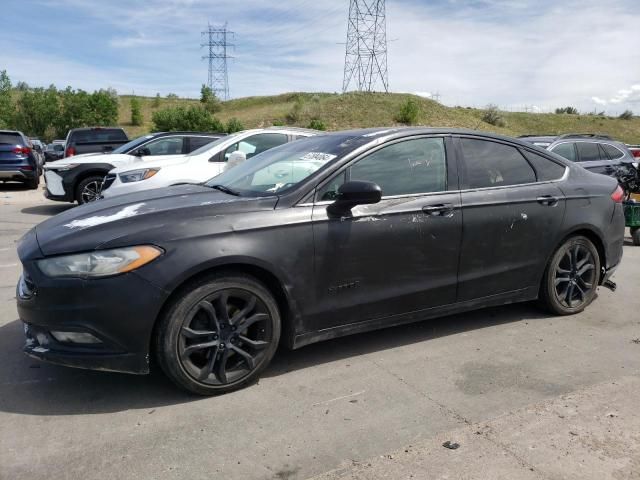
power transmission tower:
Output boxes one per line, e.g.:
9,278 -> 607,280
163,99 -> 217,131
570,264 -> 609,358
201,23 -> 234,100
342,0 -> 389,93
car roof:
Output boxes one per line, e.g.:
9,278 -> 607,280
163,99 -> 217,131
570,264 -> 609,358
143,131 -> 226,137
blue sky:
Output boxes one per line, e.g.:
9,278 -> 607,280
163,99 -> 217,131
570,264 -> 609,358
1,0 -> 639,114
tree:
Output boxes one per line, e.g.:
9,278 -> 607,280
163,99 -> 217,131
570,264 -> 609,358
619,110 -> 634,120
395,98 -> 420,125
152,105 -> 224,132
130,97 -> 143,126
481,104 -> 505,127
225,117 -> 244,133
0,70 -> 13,128
555,106 -> 579,115
13,85 -> 61,140
200,84 -> 213,103
153,93 -> 161,108
200,84 -> 221,113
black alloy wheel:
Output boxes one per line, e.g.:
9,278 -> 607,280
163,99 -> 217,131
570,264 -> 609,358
540,236 -> 600,315
156,274 -> 280,395
76,176 -> 104,204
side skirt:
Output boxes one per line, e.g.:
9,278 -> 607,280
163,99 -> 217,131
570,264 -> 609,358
292,287 -> 538,349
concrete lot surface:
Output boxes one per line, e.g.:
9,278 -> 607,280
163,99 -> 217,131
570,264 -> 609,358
1,183 -> 639,480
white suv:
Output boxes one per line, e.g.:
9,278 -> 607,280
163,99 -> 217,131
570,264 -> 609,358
101,127 -> 317,199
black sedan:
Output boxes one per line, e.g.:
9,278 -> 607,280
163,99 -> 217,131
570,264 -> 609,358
16,128 -> 625,395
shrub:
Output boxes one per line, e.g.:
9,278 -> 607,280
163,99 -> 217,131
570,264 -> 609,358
130,97 -> 143,126
225,117 -> 244,133
481,104 -> 505,127
153,93 -> 161,108
555,106 -> 579,115
152,105 -> 224,132
272,119 -> 285,127
307,118 -> 327,131
200,84 -> 221,113
166,93 -> 178,99
619,110 -> 633,120
395,98 -> 420,125
286,98 -> 304,124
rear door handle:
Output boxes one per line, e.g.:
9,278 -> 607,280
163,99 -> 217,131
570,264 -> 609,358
536,195 -> 559,206
422,203 -> 454,217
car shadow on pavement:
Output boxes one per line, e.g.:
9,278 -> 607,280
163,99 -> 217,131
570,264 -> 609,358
21,204 -> 75,216
0,182 -> 33,192
0,302 -> 548,416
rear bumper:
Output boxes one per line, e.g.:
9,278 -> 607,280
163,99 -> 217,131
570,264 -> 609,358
0,168 -> 37,181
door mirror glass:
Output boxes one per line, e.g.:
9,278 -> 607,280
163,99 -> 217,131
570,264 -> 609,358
327,181 -> 381,216
136,147 -> 151,157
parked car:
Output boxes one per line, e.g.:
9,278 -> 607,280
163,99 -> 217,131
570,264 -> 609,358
0,130 -> 42,189
101,127 -> 317,199
520,134 -> 636,177
44,143 -> 65,162
29,138 -> 46,166
16,128 -> 624,395
626,144 -> 640,161
43,132 -> 225,205
63,127 -> 129,158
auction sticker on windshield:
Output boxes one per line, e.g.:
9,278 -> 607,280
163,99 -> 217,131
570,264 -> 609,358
300,152 -> 337,162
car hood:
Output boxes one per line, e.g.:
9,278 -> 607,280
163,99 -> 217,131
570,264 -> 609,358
31,185 -> 278,256
51,153 -> 134,167
111,154 -> 189,173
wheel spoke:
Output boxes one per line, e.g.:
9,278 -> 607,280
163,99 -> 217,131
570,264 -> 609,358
576,277 -> 592,290
214,292 -> 230,323
237,313 -> 268,332
570,246 -> 580,269
565,283 -> 575,307
238,335 -> 268,350
197,300 -> 220,330
574,282 -> 586,301
214,348 -> 230,383
197,350 -> 217,381
577,263 -> 594,277
230,345 -> 256,370
230,297 -> 257,326
183,339 -> 218,355
554,275 -> 571,287
181,326 -> 217,339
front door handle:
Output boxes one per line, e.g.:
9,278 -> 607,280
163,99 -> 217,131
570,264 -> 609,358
422,203 -> 454,217
536,195 -> 559,206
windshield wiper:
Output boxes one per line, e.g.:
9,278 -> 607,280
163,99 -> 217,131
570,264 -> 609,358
208,184 -> 241,196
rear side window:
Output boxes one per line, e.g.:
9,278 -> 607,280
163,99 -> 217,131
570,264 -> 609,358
71,129 -> 127,143
551,143 -> 576,161
601,143 -> 624,160
461,138 -> 535,188
521,150 -> 566,181
0,133 -> 22,145
576,142 -> 601,162
188,136 -> 217,151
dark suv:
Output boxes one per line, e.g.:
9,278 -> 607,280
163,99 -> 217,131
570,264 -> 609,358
0,130 -> 41,189
520,134 -> 636,177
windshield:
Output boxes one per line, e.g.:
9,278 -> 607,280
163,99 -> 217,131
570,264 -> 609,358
188,134 -> 236,156
205,134 -> 364,196
112,135 -> 155,154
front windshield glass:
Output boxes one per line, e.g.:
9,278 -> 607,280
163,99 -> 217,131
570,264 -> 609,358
188,134 -> 237,156
205,134 -> 364,196
112,135 -> 155,154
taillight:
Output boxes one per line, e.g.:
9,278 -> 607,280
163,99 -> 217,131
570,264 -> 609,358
632,150 -> 640,158
611,185 -> 625,203
65,146 -> 76,157
11,146 -> 31,155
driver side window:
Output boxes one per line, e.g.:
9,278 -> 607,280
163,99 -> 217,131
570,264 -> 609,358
224,133 -> 288,161
144,137 -> 184,155
317,137 -> 447,201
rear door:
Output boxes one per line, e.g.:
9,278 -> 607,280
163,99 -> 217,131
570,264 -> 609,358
309,135 -> 462,330
456,137 -> 567,301
575,141 -> 613,175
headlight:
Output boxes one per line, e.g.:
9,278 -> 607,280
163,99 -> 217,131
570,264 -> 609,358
37,246 -> 162,278
119,168 -> 160,183
45,163 -> 79,172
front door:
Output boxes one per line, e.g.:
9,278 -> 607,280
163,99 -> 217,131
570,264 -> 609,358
456,137 -> 566,301
309,136 -> 462,330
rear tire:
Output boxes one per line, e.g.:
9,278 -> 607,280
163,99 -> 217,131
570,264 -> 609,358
632,227 -> 640,246
539,236 -> 600,315
155,273 -> 281,395
26,176 -> 39,190
75,175 -> 104,204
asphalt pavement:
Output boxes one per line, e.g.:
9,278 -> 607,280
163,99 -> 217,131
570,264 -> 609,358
1,182 -> 639,480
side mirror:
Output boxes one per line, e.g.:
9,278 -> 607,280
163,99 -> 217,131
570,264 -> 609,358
224,151 -> 247,171
327,180 -> 382,216
135,147 -> 151,157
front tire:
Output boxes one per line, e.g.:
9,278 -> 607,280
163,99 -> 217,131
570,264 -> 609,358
631,227 -> 640,246
155,273 -> 281,395
75,175 -> 104,204
539,236 -> 600,315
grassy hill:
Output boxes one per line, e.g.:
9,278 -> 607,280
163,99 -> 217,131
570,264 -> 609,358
117,92 -> 640,144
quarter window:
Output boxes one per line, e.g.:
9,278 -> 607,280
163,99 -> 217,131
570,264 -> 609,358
461,138 -> 535,188
551,143 -> 577,161
188,136 -> 217,151
521,150 -> 566,181
601,143 -> 624,160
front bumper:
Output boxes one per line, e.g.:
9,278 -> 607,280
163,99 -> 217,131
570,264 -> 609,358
17,265 -> 168,375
